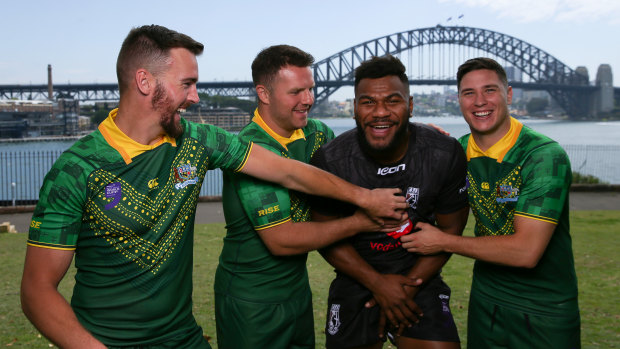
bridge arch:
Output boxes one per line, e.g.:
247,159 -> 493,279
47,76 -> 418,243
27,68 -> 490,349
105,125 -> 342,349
312,26 -> 591,118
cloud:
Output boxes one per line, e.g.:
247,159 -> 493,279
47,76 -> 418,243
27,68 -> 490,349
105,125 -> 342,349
441,0 -> 620,24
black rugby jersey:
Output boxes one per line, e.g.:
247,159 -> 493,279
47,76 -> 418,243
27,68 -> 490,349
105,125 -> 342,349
310,122 -> 468,274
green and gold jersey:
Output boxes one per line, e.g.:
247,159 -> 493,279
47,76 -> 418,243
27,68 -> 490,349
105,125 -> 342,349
28,109 -> 251,346
459,117 -> 578,315
215,110 -> 334,302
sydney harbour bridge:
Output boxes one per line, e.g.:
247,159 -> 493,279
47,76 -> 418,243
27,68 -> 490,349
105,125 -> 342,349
1,26 -> 617,119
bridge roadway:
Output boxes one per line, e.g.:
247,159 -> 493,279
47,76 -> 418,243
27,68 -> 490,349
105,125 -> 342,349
0,26 -> 617,118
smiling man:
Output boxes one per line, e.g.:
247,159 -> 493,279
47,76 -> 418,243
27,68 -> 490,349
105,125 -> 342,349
401,57 -> 581,348
20,28 -> 406,348
213,45 -> 409,349
309,55 -> 469,349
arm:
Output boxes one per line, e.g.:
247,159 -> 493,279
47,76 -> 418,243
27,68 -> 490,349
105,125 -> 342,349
399,207 -> 469,282
241,144 -> 407,221
21,246 -> 106,348
314,211 -> 422,331
258,209 -> 400,256
401,215 -> 555,268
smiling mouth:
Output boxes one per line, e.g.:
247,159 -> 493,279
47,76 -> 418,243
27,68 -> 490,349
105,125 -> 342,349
473,111 -> 491,117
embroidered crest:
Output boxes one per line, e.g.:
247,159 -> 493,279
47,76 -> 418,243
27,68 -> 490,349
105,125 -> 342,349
174,163 -> 199,190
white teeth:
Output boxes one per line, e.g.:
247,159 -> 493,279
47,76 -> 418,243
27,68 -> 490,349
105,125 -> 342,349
373,125 -> 390,129
177,108 -> 186,113
474,111 -> 491,117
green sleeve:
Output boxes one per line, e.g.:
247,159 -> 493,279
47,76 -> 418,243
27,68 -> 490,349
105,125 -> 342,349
28,152 -> 90,249
515,143 -> 572,223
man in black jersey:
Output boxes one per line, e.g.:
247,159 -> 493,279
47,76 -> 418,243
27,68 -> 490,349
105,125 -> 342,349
310,55 -> 469,349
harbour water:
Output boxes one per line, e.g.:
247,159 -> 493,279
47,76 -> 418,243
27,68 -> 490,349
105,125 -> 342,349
1,117 -> 619,203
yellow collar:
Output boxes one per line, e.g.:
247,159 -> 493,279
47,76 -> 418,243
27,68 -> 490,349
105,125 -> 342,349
98,108 -> 176,164
466,116 -> 523,163
252,108 -> 305,151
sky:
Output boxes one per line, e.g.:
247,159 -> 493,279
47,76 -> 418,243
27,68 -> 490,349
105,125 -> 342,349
1,0 -> 619,100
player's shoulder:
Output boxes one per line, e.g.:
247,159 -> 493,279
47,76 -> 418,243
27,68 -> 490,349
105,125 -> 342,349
59,130 -> 120,170
411,122 -> 461,151
518,126 -> 568,161
318,128 -> 358,157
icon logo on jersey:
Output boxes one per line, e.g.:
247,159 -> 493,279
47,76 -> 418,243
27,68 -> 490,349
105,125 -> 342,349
327,304 -> 341,335
496,185 -> 519,203
104,182 -> 122,210
386,218 -> 413,240
377,163 -> 406,176
481,182 -> 490,191
174,163 -> 199,190
406,187 -> 419,209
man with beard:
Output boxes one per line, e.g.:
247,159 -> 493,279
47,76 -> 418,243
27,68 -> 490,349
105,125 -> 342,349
401,58 -> 580,348
214,45 -> 406,349
310,55 -> 469,349
20,27 -> 406,348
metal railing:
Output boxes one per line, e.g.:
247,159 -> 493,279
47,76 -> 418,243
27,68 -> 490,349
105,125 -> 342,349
1,145 -> 619,206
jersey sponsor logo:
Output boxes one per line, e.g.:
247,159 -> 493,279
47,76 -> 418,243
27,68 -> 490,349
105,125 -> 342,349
496,185 -> 519,203
104,182 -> 122,210
257,205 -> 280,216
370,240 -> 402,251
481,182 -> 490,191
174,163 -> 199,190
406,187 -> 419,209
386,219 -> 413,240
327,304 -> 341,335
377,163 -> 406,176
148,178 -> 159,190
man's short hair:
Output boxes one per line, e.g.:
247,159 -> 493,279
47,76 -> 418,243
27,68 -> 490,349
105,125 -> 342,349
116,24 -> 204,95
354,55 -> 409,92
456,57 -> 508,91
251,45 -> 314,89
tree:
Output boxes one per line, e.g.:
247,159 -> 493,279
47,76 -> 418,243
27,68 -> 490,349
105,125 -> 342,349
526,97 -> 549,114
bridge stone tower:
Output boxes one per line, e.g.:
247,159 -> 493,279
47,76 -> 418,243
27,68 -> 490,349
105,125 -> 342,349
595,64 -> 614,114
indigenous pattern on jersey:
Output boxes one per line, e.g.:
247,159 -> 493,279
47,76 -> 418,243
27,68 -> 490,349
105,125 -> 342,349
459,116 -> 579,315
215,112 -> 334,302
27,109 -> 251,346
310,122 -> 468,274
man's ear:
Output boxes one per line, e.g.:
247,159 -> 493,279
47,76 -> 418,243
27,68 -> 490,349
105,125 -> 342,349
256,85 -> 270,105
135,69 -> 152,96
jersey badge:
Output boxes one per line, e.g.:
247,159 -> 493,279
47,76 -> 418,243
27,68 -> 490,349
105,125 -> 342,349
481,182 -> 490,191
496,185 -> 519,203
459,177 -> 470,194
327,304 -> 341,335
104,182 -> 122,210
406,187 -> 419,209
174,163 -> 199,190
148,178 -> 159,190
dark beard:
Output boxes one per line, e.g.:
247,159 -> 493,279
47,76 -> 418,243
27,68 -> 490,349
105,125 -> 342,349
152,81 -> 183,138
355,119 -> 409,162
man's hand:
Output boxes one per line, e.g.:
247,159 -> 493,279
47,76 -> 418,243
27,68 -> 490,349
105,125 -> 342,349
400,222 -> 447,254
365,274 -> 423,337
359,188 -> 407,223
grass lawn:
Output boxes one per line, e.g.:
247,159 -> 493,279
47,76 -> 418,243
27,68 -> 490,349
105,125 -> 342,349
1,211 -> 618,348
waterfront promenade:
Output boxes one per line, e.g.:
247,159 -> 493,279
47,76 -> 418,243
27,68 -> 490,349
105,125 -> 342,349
1,190 -> 619,234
